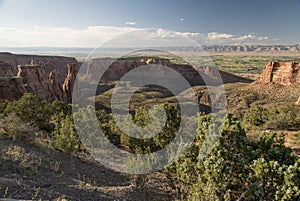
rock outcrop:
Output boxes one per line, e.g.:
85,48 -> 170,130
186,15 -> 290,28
49,71 -> 67,102
0,52 -> 78,82
0,52 -> 79,103
17,64 -> 55,101
0,61 -> 78,103
63,63 -> 77,103
260,61 -> 300,85
259,61 -> 300,106
295,96 -> 300,106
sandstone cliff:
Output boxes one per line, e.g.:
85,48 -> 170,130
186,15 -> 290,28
259,61 -> 300,106
0,77 -> 26,101
0,61 -> 15,77
0,61 -> 77,103
81,57 -> 252,86
295,96 -> 300,106
0,52 -> 79,103
0,52 -> 78,82
260,61 -> 300,85
63,63 -> 78,103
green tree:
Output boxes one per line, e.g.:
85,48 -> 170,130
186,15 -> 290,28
243,106 -> 268,128
166,114 -> 300,201
52,113 -> 82,154
5,93 -> 52,131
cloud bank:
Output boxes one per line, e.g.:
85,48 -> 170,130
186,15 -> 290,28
0,26 -> 274,47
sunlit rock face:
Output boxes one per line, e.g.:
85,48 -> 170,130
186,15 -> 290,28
260,61 -> 300,86
0,60 -> 77,103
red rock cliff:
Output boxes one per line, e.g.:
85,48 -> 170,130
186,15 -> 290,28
260,61 -> 300,85
82,57 -> 252,86
63,63 -> 77,103
0,52 -> 78,83
0,61 -> 77,103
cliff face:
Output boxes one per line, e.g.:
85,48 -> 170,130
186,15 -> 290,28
0,52 -> 78,82
63,63 -> 77,103
0,61 -> 15,77
0,52 -> 79,103
82,57 -> 252,86
0,61 -> 77,103
260,61 -> 300,85
0,77 -> 26,101
295,96 -> 300,106
259,61 -> 300,106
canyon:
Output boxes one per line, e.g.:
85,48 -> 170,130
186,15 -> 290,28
81,57 -> 253,86
0,54 -> 254,103
0,53 -> 78,102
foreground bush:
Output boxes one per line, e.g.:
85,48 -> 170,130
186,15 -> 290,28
166,114 -> 300,201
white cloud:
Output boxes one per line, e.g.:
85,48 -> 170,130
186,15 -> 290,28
125,21 -> 136,25
147,28 -> 204,39
208,32 -> 235,40
0,25 -> 274,47
234,34 -> 256,41
258,36 -> 269,40
0,26 -> 140,47
204,32 -> 271,45
180,18 -> 184,21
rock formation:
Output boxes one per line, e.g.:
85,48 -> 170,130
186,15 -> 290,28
0,52 -> 78,82
0,60 -> 77,103
260,61 -> 300,85
0,52 -> 79,103
0,54 -> 252,104
0,61 -> 15,77
82,57 -> 252,86
49,71 -> 67,102
259,61 -> 300,106
62,63 -> 77,103
295,96 -> 300,106
17,64 -> 54,101
0,77 -> 26,101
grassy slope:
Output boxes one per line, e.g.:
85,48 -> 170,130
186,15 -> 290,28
0,134 -> 174,200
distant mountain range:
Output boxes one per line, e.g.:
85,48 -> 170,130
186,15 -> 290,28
198,44 -> 300,53
1,44 -> 300,56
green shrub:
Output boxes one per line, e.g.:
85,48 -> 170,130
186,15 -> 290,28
243,106 -> 300,130
5,93 -> 52,131
52,113 -> 82,154
166,114 -> 300,201
0,113 -> 38,142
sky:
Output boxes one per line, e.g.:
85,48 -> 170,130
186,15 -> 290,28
0,0 -> 299,47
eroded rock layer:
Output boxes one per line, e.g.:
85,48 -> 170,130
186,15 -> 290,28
260,61 -> 300,85
81,57 -> 253,86
0,60 -> 77,103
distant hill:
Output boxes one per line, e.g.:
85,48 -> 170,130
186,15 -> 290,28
1,45 -> 300,57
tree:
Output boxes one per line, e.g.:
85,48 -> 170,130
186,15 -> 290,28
166,114 -> 300,201
52,113 -> 82,154
5,93 -> 52,131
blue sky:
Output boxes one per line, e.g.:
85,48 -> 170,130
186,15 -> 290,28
0,0 -> 299,47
